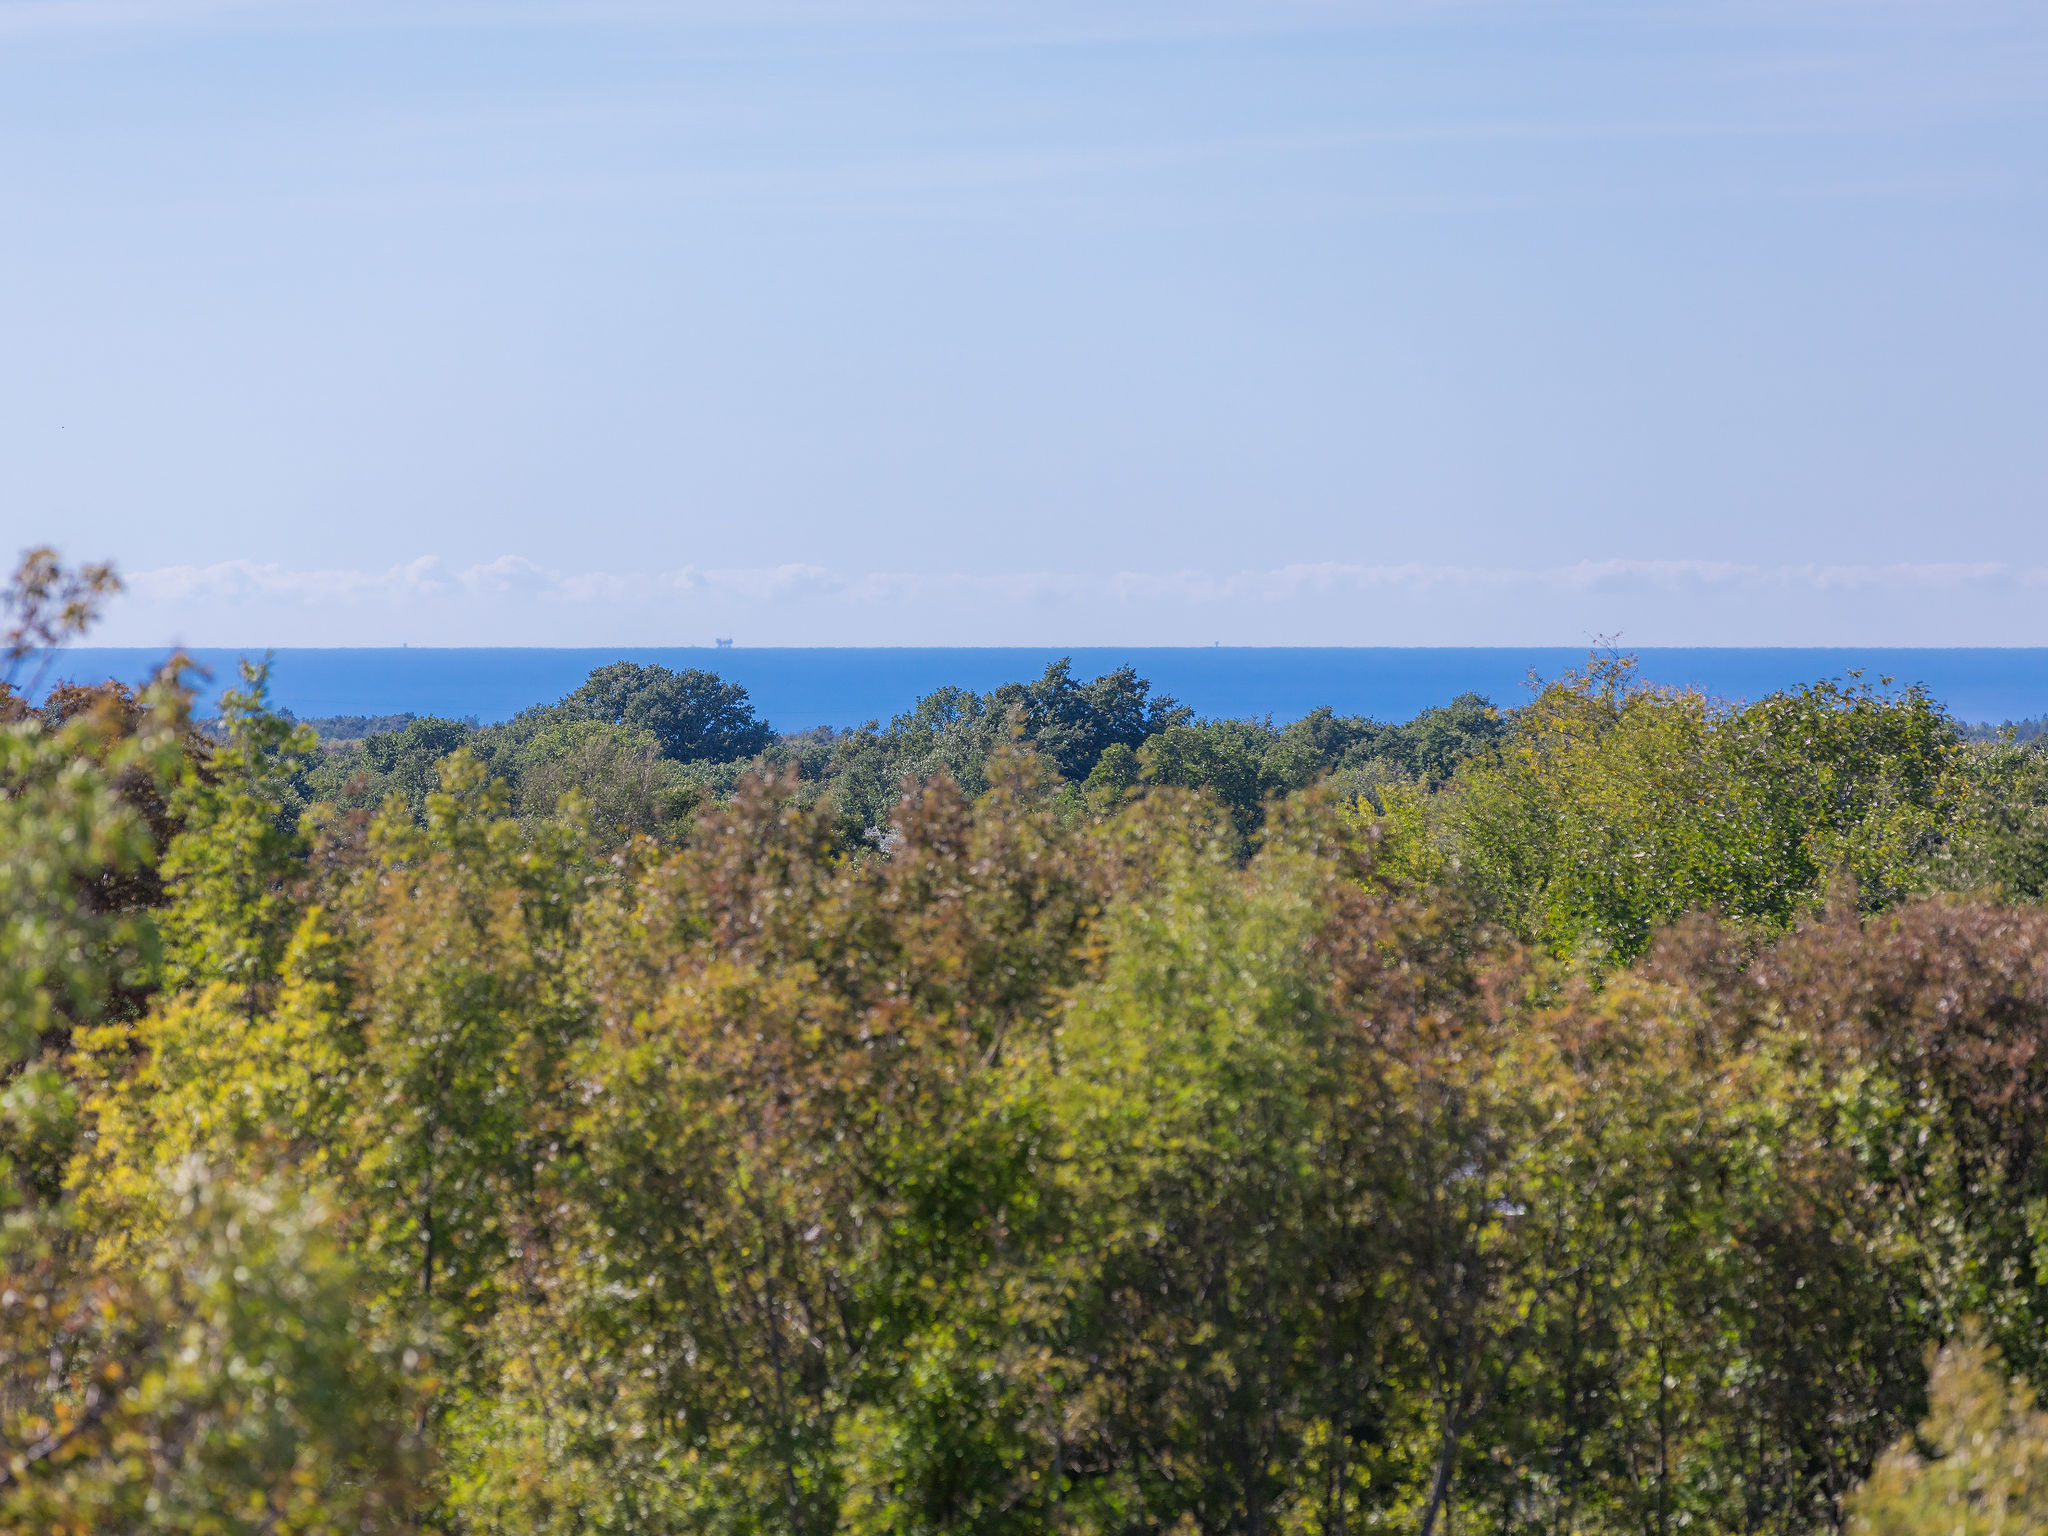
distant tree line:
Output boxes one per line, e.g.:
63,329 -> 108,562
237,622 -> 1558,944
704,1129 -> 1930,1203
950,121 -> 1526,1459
277,657 -> 1513,858
1962,715 -> 2048,744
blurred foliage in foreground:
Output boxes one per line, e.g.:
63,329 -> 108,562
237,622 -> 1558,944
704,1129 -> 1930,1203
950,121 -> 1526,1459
12,547 -> 2048,1532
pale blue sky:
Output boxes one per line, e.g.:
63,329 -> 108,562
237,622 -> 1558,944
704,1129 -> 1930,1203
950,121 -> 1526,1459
5,0 -> 2046,645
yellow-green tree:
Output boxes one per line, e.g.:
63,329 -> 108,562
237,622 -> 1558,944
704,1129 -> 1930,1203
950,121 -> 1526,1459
1,553 -> 427,1529
1850,1330 -> 2048,1536
1376,657 -> 1964,962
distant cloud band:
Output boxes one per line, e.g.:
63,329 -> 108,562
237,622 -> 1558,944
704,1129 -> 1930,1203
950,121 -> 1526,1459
124,555 -> 2047,609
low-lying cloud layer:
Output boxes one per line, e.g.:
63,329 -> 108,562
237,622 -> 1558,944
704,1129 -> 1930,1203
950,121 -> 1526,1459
91,555 -> 2048,648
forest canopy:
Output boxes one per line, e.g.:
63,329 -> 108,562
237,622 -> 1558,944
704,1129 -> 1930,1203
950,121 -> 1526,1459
9,547 -> 2048,1533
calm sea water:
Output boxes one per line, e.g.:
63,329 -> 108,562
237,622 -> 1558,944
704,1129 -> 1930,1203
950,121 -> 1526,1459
32,647 -> 2048,732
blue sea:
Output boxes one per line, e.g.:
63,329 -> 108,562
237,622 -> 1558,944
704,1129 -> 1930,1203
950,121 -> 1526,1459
30,647 -> 2048,732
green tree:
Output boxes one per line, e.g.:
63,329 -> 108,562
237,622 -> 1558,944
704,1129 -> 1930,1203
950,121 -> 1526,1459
342,751 -> 592,1342
1377,658 -> 1965,963
507,717 -> 704,846
1,1165 -> 426,1533
158,660 -> 317,1012
1136,721 -> 1269,845
1850,1330 -> 2048,1536
0,671 -> 187,1209
302,715 -> 476,824
563,661 -> 774,763
444,760 -> 1097,1534
0,550 -> 432,1530
993,659 -> 1190,782
0,545 -> 122,700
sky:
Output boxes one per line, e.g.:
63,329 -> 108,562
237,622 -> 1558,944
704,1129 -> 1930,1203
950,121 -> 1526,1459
3,0 -> 2047,647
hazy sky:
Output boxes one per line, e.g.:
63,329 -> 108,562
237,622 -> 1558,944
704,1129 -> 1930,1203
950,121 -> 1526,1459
5,0 -> 2047,646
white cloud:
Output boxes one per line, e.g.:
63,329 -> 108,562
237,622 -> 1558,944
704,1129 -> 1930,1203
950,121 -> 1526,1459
1091,559 -> 2047,604
665,564 -> 841,601
118,552 -> 2048,612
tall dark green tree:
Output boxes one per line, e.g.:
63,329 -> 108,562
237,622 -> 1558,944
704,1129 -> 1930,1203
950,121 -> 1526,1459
563,662 -> 774,763
993,659 -> 1191,781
